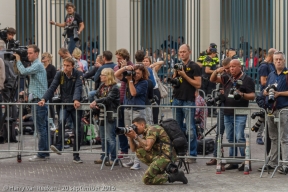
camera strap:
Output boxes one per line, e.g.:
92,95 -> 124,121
267,101 -> 277,115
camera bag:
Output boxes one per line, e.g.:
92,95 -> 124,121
197,138 -> 214,155
153,69 -> 168,98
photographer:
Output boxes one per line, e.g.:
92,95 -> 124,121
261,51 -> 288,174
212,59 -> 255,170
172,44 -> 201,162
58,48 -> 80,71
90,68 -> 120,166
0,27 -> 16,49
38,57 -> 83,163
14,44 -> 49,161
50,2 -> 84,54
125,117 -> 188,185
114,63 -> 149,170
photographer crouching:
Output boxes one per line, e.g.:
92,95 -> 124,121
261,51 -> 288,174
124,117 -> 188,185
171,44 -> 201,162
38,57 -> 83,163
213,59 -> 255,170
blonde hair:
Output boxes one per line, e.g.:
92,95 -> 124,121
42,52 -> 53,63
72,47 -> 82,59
101,68 -> 116,86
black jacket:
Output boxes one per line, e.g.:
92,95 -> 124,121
42,69 -> 83,104
83,66 -> 98,79
95,83 -> 120,112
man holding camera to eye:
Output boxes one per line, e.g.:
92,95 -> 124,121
171,44 -> 201,163
260,51 -> 288,174
125,117 -> 188,185
38,57 -> 83,163
0,27 -> 16,49
211,59 -> 255,170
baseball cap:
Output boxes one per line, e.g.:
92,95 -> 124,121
210,48 -> 218,53
210,43 -> 217,49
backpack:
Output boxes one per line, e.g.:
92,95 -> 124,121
159,118 -> 188,156
3,59 -> 17,89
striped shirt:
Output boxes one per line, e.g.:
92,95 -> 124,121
17,59 -> 48,100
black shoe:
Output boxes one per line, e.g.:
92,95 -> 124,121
277,166 -> 288,174
238,163 -> 244,171
257,165 -> 274,172
168,171 -> 188,184
225,164 -> 238,170
73,156 -> 83,164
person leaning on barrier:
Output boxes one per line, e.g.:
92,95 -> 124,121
171,44 -> 201,163
125,117 -> 188,185
259,51 -> 288,174
14,44 -> 49,162
90,68 -> 120,166
207,57 -> 232,167
211,59 -> 255,170
114,63 -> 149,170
38,57 -> 83,164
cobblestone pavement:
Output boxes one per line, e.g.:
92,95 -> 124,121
0,105 -> 288,191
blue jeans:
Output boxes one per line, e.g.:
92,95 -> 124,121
118,107 -> 128,153
172,98 -> 197,157
31,104 -> 49,158
224,115 -> 247,157
99,121 -> 116,161
213,106 -> 225,157
57,108 -> 82,157
68,37 -> 77,54
88,90 -> 97,103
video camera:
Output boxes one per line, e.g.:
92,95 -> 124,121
115,124 -> 138,135
62,20 -> 79,41
174,63 -> 184,70
251,110 -> 265,132
265,83 -> 277,104
228,79 -> 243,101
167,77 -> 181,88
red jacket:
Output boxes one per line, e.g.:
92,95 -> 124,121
245,57 -> 258,69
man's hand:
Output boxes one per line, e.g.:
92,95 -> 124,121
13,53 -> 21,61
274,91 -> 281,98
177,67 -> 186,77
94,61 -> 102,68
49,21 -> 55,25
263,90 -> 268,96
120,60 -> 127,68
89,101 -> 98,109
216,67 -> 225,74
74,100 -> 81,109
125,129 -> 137,139
125,74 -> 133,81
38,99 -> 45,107
77,31 -> 81,35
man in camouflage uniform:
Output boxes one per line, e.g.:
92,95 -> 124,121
125,117 -> 188,185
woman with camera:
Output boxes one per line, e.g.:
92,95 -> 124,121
114,63 -> 149,170
90,68 -> 120,166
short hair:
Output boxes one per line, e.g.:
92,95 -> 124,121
273,51 -> 286,60
7,28 -> 16,35
41,52 -> 53,63
27,44 -> 40,53
101,68 -> 117,86
72,47 -> 82,59
103,51 -> 113,61
115,48 -> 130,61
222,57 -> 232,66
144,56 -> 152,64
179,36 -> 184,42
63,57 -> 75,66
132,117 -> 146,124
96,55 -> 104,64
0,40 -> 5,50
135,50 -> 145,62
268,48 -> 277,56
134,64 -> 149,80
65,2 -> 76,10
59,47 -> 69,54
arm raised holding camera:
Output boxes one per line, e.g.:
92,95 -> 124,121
177,68 -> 201,89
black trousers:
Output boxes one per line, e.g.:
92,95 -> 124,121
152,88 -> 161,124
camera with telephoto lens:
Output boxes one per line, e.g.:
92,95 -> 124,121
149,95 -> 159,105
62,20 -> 79,41
125,70 -> 136,77
167,77 -> 181,88
265,84 -> 277,104
206,94 -> 225,107
115,124 -> 138,135
228,80 -> 243,101
251,110 -> 265,132
174,63 -> 184,70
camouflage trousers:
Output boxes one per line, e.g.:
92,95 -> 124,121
136,148 -> 170,185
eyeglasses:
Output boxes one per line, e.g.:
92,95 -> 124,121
41,56 -> 46,60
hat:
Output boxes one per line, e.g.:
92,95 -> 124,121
210,43 -> 217,48
210,48 -> 218,53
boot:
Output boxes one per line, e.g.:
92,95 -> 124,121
168,171 -> 188,184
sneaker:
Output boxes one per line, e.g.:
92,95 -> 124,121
94,159 -> 103,164
130,162 -> 141,170
118,152 -> 128,159
277,166 -> 288,174
257,165 -> 275,172
256,138 -> 264,145
73,156 -> 83,164
122,160 -> 134,168
50,145 -> 61,155
29,155 -> 47,162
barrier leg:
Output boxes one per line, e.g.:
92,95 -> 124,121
244,133 -> 250,175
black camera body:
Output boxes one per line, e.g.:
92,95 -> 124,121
167,77 -> 181,88
115,124 -> 138,135
206,94 -> 225,107
228,79 -> 243,101
174,63 -> 184,70
62,20 -> 79,41
125,70 -> 136,77
251,110 -> 265,132
266,84 -> 277,104
149,95 -> 159,105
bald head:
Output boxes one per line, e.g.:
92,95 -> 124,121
178,44 -> 191,63
229,59 -> 242,77
230,59 -> 241,66
179,44 -> 191,51
266,48 -> 277,62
